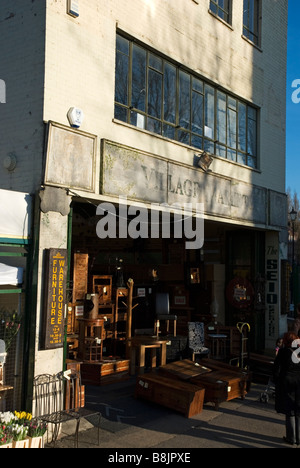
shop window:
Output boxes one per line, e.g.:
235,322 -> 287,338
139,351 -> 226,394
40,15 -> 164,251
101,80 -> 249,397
114,33 -> 258,169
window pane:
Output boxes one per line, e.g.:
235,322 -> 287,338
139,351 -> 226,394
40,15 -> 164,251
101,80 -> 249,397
192,77 -> 203,93
148,69 -> 162,118
210,1 -> 217,15
164,62 -> 176,124
191,135 -> 203,150
243,0 -> 259,45
204,139 -> 214,153
247,116 -> 257,156
178,129 -> 190,145
238,102 -> 246,151
217,91 -> 226,144
149,53 -> 162,72
116,35 -> 129,55
179,71 -> 191,129
115,51 -> 129,105
247,155 -> 256,168
192,91 -> 203,135
114,104 -> 127,122
216,143 -> 226,158
130,111 -> 145,129
163,124 -> 175,140
237,152 -> 247,165
227,108 -> 236,148
147,117 -> 162,135
227,148 -> 236,161
132,45 -> 146,111
210,0 -> 230,23
205,85 -> 215,140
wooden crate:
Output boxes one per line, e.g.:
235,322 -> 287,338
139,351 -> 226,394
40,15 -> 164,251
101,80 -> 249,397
135,373 -> 205,418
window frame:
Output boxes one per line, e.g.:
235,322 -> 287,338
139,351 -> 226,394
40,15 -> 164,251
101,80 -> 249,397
209,0 -> 232,25
114,33 -> 258,169
243,0 -> 261,47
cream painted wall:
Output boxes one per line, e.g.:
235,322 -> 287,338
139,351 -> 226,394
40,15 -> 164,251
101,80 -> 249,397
43,0 -> 287,194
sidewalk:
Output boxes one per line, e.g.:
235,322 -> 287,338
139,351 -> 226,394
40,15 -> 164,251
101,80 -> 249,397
45,375 -> 296,450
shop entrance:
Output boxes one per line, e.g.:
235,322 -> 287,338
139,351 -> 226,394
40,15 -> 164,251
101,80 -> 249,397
65,201 -> 267,380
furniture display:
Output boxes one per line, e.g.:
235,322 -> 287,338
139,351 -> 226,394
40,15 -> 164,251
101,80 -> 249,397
188,322 -> 210,361
128,335 -> 168,375
155,293 -> 177,337
135,373 -> 205,418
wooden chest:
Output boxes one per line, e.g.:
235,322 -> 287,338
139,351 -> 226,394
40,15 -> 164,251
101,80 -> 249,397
200,358 -> 252,393
191,370 -> 247,410
81,359 -> 130,385
135,373 -> 205,418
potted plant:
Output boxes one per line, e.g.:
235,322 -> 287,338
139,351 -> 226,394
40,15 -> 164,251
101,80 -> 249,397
27,419 -> 47,448
0,425 -> 13,449
10,423 -> 29,448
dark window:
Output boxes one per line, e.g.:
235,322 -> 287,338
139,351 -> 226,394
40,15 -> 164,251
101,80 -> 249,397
243,0 -> 260,46
210,0 -> 231,24
114,34 -> 258,169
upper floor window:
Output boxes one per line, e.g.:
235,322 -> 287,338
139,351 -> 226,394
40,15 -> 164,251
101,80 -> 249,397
114,34 -> 258,169
243,0 -> 260,46
209,0 -> 231,25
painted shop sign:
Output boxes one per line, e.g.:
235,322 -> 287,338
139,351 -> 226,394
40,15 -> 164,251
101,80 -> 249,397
43,248 -> 68,350
265,232 -> 280,345
45,121 -> 97,192
101,140 -> 270,226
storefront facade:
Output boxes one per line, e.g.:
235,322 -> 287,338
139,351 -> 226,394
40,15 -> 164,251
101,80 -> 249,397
0,0 -> 288,408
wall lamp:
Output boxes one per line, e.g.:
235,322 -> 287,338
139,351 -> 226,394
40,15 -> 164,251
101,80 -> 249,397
197,151 -> 213,172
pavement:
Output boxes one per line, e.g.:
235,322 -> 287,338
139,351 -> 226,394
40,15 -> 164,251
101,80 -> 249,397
44,373 -> 298,451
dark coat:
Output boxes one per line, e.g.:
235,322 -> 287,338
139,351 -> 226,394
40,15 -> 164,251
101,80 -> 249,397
273,347 -> 300,416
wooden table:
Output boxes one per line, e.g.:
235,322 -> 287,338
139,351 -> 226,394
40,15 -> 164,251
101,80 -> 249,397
128,336 -> 168,375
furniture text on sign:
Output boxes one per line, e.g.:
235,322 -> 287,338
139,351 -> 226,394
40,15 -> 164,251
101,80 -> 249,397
43,249 -> 68,350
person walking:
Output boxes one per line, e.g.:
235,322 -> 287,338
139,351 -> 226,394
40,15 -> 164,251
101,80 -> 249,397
273,332 -> 300,445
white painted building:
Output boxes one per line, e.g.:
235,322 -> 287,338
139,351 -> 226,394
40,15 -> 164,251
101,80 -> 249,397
0,0 -> 288,409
